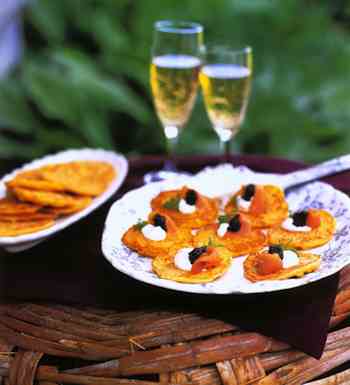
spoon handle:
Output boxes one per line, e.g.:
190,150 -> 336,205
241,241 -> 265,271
280,154 -> 350,189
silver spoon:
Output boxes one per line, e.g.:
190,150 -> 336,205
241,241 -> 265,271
144,154 -> 350,189
279,154 -> 350,190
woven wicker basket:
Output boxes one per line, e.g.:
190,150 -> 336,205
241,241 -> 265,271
1,266 -> 350,385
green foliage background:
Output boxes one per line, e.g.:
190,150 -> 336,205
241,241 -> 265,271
1,0 -> 350,162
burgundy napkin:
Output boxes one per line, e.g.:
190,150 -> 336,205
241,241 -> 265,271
0,206 -> 339,358
0,154 -> 346,359
197,273 -> 339,358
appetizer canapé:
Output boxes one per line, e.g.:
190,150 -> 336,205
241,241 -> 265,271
225,184 -> 288,228
268,209 -> 336,249
122,213 -> 191,258
244,245 -> 321,282
153,245 -> 232,283
151,186 -> 218,229
193,213 -> 266,256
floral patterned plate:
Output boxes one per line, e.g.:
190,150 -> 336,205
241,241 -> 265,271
102,164 -> 350,294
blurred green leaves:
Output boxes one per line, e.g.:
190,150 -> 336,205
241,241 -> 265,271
0,79 -> 39,134
27,0 -> 66,43
0,0 -> 350,162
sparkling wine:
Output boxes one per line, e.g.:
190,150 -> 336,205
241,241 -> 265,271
200,63 -> 251,141
150,54 -> 201,137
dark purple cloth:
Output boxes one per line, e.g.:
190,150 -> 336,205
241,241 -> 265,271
0,154 -> 347,358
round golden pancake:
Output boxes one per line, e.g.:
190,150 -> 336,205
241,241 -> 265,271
268,209 -> 335,249
151,187 -> 218,229
43,198 -> 92,216
39,161 -> 116,196
10,187 -> 90,208
9,169 -> 42,181
6,173 -> 66,193
225,185 -> 288,228
0,218 -> 55,237
152,246 -> 232,283
0,211 -> 57,222
193,223 -> 266,257
13,169 -> 41,178
244,251 -> 321,282
0,197 -> 42,215
122,215 -> 192,259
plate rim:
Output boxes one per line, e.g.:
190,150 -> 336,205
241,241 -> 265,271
0,148 -> 128,246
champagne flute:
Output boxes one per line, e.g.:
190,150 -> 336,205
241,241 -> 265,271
200,45 -> 252,159
145,20 -> 203,183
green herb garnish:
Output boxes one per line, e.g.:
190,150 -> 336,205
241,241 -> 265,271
133,220 -> 148,231
231,196 -> 238,207
218,215 -> 230,224
276,240 -> 299,255
163,196 -> 180,211
207,238 -> 225,248
229,196 -> 239,215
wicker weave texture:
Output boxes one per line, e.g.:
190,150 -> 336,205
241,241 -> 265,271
1,266 -> 350,385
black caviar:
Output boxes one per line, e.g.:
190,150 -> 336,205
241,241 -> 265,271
292,211 -> 308,227
242,184 -> 255,201
153,214 -> 167,231
268,245 -> 284,259
185,189 -> 197,205
189,246 -> 207,264
227,214 -> 241,232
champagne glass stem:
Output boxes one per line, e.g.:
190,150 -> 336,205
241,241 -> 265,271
224,140 -> 231,162
164,132 -> 178,171
217,127 -> 233,163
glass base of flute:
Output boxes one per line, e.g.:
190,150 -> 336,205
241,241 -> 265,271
215,125 -> 237,163
143,126 -> 190,184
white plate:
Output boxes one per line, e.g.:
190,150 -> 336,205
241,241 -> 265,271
102,164 -> 350,294
0,148 -> 128,252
